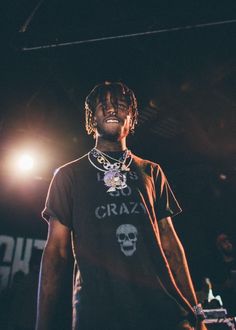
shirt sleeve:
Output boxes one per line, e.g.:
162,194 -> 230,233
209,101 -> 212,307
42,167 -> 73,229
154,164 -> 182,221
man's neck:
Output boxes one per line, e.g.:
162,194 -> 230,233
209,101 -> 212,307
222,254 -> 235,263
95,137 -> 127,152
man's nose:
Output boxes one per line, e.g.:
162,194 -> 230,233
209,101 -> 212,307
105,104 -> 117,115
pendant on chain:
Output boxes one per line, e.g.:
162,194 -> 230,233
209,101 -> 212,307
88,148 -> 132,192
104,169 -> 127,192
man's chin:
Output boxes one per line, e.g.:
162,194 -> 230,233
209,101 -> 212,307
97,128 -> 125,141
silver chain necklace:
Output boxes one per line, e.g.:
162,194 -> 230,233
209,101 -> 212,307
88,148 -> 132,192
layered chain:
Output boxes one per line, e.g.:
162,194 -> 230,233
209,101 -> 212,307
88,148 -> 132,192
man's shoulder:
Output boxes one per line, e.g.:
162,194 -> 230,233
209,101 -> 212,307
132,153 -> 160,170
55,153 -> 89,175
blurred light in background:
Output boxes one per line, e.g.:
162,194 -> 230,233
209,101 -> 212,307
3,148 -> 41,180
219,173 -> 227,181
17,153 -> 34,171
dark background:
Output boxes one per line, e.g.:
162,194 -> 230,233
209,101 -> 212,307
0,0 -> 236,288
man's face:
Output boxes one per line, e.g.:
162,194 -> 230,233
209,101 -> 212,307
93,92 -> 133,140
217,235 -> 234,256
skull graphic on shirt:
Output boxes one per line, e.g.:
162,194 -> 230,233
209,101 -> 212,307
116,224 -> 138,256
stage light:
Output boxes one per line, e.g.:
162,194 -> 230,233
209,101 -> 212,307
17,154 -> 34,171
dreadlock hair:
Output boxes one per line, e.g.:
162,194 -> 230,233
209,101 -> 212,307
85,81 -> 138,136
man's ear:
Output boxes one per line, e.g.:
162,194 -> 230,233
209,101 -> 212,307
129,112 -> 135,130
92,118 -> 97,128
91,117 -> 97,139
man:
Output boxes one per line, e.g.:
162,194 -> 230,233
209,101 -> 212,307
216,233 -> 235,263
212,233 -> 236,315
36,82 -> 207,330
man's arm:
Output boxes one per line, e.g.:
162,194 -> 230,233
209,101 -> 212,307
158,217 -> 207,330
35,218 -> 72,330
158,216 -> 197,305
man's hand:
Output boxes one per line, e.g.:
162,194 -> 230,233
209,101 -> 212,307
195,321 -> 208,330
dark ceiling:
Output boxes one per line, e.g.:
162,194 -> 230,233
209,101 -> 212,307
0,0 -> 236,281
1,0 -> 235,161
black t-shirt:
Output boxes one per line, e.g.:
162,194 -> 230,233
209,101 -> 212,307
42,152 -> 182,330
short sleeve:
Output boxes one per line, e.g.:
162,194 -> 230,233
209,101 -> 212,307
42,167 -> 73,229
154,165 -> 182,221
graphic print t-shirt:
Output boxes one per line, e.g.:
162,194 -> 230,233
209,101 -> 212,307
42,152 -> 182,330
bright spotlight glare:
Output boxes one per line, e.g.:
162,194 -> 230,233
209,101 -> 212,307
18,154 -> 34,171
